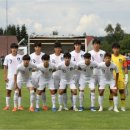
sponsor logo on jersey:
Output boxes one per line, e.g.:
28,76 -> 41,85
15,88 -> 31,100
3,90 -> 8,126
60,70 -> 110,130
100,54 -> 103,57
90,66 -> 93,70
29,68 -> 32,71
110,68 -> 113,71
119,59 -> 122,62
17,57 -> 20,61
33,59 -> 36,63
49,68 -> 53,72
62,69 -> 66,73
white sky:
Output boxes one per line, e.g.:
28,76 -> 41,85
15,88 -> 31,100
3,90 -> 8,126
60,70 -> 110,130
0,0 -> 130,36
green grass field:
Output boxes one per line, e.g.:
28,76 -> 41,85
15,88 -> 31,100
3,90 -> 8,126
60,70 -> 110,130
0,68 -> 130,130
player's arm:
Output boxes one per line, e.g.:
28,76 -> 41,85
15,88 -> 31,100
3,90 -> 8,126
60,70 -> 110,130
114,66 -> 119,88
4,65 -> 8,82
124,59 -> 128,85
14,68 -> 19,89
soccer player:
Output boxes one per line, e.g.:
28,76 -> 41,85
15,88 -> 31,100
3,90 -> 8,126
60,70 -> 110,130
30,42 -> 48,111
98,52 -> 119,112
57,53 -> 78,111
109,43 -> 128,111
35,54 -> 56,112
78,53 -> 98,111
12,55 -> 37,112
3,43 -> 22,110
50,41 -> 68,110
89,39 -> 106,88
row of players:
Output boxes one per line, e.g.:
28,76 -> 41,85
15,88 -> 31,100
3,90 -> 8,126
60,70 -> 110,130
3,39 -> 128,112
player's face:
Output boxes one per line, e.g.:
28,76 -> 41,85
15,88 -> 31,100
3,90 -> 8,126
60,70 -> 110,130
93,43 -> 100,51
104,57 -> 111,65
11,48 -> 18,55
34,46 -> 41,53
64,57 -> 71,66
43,60 -> 49,67
112,48 -> 120,55
74,44 -> 81,51
54,47 -> 61,55
23,60 -> 30,67
84,58 -> 91,65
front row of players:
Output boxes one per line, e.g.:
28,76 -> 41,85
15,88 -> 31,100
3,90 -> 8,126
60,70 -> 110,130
8,52 -> 120,112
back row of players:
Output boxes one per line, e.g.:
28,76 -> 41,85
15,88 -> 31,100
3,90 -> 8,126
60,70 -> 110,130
3,39 -> 128,112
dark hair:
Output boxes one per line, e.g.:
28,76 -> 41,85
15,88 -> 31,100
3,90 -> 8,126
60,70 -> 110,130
54,41 -> 62,48
92,39 -> 101,45
22,55 -> 31,60
41,54 -> 50,60
112,43 -> 120,49
74,40 -> 82,45
34,42 -> 42,47
104,52 -> 111,58
84,53 -> 91,59
10,43 -> 18,49
64,52 -> 71,58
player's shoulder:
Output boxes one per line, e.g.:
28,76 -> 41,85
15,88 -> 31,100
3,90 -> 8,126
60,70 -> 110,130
88,50 -> 94,54
80,50 -> 85,54
99,49 -> 105,54
98,62 -> 105,66
78,61 -> 84,65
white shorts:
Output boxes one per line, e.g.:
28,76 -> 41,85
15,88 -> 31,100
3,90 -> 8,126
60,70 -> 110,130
31,73 -> 40,88
59,81 -> 77,90
93,75 -> 101,86
79,79 -> 95,90
99,80 -> 117,90
38,79 -> 55,90
6,78 -> 14,90
17,80 -> 34,89
53,71 -> 61,89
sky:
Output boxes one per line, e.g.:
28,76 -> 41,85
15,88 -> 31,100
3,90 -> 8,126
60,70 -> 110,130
0,0 -> 130,36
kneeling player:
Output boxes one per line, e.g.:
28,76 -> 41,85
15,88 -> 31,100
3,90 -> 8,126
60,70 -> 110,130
35,54 -> 56,112
78,53 -> 98,111
13,55 -> 37,112
57,53 -> 78,111
98,53 -> 119,112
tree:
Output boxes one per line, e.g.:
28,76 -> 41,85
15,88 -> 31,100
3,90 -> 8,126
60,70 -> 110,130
16,25 -> 21,42
0,27 -> 4,35
105,24 -> 114,36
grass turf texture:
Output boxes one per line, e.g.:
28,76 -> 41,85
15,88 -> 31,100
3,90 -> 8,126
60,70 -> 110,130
0,68 -> 130,129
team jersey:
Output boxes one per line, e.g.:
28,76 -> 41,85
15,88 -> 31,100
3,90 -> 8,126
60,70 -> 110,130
30,52 -> 44,75
78,61 -> 98,80
98,62 -> 119,81
50,53 -> 64,67
37,63 -> 56,82
4,54 -> 22,79
89,49 -> 105,75
70,50 -> 85,65
112,54 -> 127,82
57,61 -> 77,83
16,63 -> 37,82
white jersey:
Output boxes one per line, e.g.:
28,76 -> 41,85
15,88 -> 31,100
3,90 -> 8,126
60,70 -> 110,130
4,54 -> 22,79
98,62 -> 119,81
70,50 -> 85,65
78,61 -> 98,81
37,63 -> 56,82
16,63 -> 37,82
57,61 -> 77,83
89,49 -> 105,75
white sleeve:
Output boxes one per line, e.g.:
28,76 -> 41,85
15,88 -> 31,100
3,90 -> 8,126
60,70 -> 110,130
3,56 -> 8,66
114,65 -> 119,73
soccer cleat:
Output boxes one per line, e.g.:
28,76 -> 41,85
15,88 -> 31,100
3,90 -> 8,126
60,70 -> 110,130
114,107 -> 119,112
121,107 -> 126,112
64,107 -> 69,111
42,106 -> 49,111
58,106 -> 63,111
3,106 -> 10,110
79,107 -> 84,111
108,106 -> 113,111
12,107 -> 17,112
73,107 -> 79,111
98,107 -> 103,112
35,108 -> 40,112
90,107 -> 96,112
29,106 -> 34,112
18,106 -> 24,111
52,108 -> 57,112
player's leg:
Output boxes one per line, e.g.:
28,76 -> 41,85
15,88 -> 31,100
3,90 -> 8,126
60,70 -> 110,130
29,87 -> 35,112
58,89 -> 64,111
108,89 -> 114,111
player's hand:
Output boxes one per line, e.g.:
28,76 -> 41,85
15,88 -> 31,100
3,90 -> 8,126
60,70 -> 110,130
4,78 -> 9,83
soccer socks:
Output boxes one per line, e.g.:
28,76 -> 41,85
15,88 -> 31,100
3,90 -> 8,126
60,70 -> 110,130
109,93 -> 113,107
58,94 -> 63,107
73,95 -> 77,108
30,90 -> 35,107
98,96 -> 103,108
51,94 -> 56,108
63,93 -> 67,108
79,91 -> 84,107
36,95 -> 41,108
41,92 -> 46,106
120,93 -> 126,108
13,91 -> 18,108
113,96 -> 118,109
91,92 -> 95,107
18,97 -> 22,107
6,97 -> 10,107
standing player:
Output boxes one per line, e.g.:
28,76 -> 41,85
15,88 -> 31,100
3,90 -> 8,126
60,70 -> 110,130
3,43 -> 22,110
30,42 -> 48,111
35,54 -> 56,112
50,41 -> 68,111
98,53 -> 119,112
109,43 -> 128,111
12,55 -> 37,112
57,53 -> 78,111
78,53 -> 98,111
